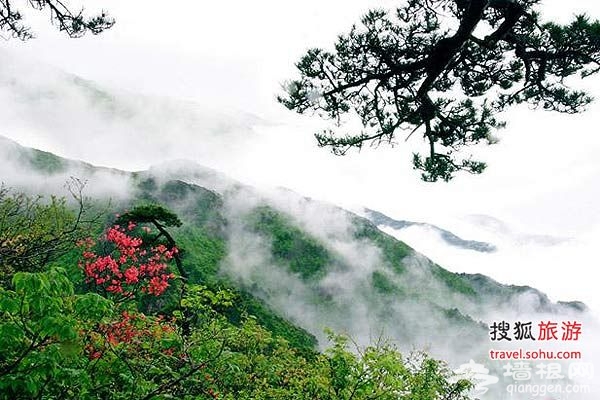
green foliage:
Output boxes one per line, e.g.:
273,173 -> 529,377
280,0 -> 600,181
173,226 -> 318,351
0,267 -> 472,399
354,218 -> 411,274
0,187 -> 96,287
230,291 -> 319,352
0,189 -> 476,399
174,226 -> 226,283
431,264 -> 477,297
114,195 -> 320,352
79,171 -> 491,354
26,149 -> 67,174
442,307 -> 475,325
0,268 -> 113,398
116,203 -> 182,228
312,331 -> 473,400
134,177 -> 227,235
248,206 -> 332,280
402,352 -> 473,400
371,270 -> 404,296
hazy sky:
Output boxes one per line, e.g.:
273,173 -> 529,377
2,0 -> 600,309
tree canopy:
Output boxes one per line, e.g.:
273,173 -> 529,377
0,179 -> 100,287
0,0 -> 113,40
279,0 -> 600,181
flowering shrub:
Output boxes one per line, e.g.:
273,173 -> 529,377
84,310 -> 179,361
78,223 -> 177,299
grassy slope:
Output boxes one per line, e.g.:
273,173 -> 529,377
248,205 -> 478,302
133,177 -> 319,351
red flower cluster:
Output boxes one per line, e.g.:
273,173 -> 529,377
105,310 -> 139,346
84,311 -> 179,361
78,224 -> 177,298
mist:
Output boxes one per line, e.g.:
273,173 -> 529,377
376,213 -> 600,318
2,2 -> 600,394
2,130 -> 598,398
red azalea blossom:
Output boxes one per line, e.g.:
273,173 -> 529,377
148,276 -> 170,296
124,267 -> 139,284
79,225 -> 176,298
84,311 -> 180,362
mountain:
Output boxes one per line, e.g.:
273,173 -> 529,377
0,137 -> 586,364
363,208 -> 497,253
0,50 -> 267,175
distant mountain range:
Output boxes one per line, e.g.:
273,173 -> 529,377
363,208 -> 498,253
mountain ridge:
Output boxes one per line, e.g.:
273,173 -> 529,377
0,136 -> 586,363
363,208 -> 497,253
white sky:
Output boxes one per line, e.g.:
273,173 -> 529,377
2,0 -> 600,310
